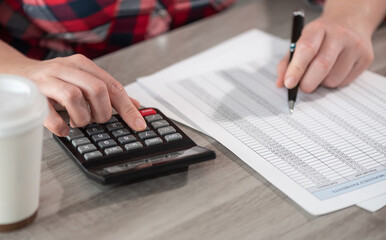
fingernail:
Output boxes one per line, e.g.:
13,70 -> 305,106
135,117 -> 147,131
284,76 -> 296,88
62,128 -> 69,137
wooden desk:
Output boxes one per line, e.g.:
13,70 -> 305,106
2,0 -> 386,239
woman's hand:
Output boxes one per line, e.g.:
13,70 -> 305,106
276,11 -> 375,93
16,54 -> 146,137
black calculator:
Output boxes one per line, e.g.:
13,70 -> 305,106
53,108 -> 215,184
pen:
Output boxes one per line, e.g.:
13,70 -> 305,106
288,10 -> 304,113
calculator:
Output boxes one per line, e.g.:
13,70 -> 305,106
53,108 -> 215,184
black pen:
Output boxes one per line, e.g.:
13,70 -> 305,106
288,10 -> 304,113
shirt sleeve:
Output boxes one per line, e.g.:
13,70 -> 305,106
307,0 -> 385,22
160,0 -> 236,28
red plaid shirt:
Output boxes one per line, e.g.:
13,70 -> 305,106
0,0 -> 234,60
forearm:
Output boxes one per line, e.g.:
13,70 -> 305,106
323,0 -> 386,36
0,40 -> 37,75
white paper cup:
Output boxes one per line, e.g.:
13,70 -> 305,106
0,74 -> 48,232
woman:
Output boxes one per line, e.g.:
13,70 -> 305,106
0,0 -> 385,136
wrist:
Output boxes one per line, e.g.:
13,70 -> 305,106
0,40 -> 40,78
0,56 -> 40,79
322,0 -> 384,37
321,12 -> 374,38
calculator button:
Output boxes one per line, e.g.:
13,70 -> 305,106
98,139 -> 117,149
138,130 -> 157,140
106,122 -> 124,131
92,133 -> 110,142
72,137 -> 91,147
66,128 -> 84,141
145,114 -> 163,123
104,146 -> 123,156
78,144 -> 97,154
145,137 -> 163,146
139,108 -> 156,116
165,133 -> 183,142
112,128 -> 130,138
133,126 -> 150,133
86,126 -> 104,136
104,116 -> 118,124
124,142 -> 143,151
118,135 -> 136,144
84,151 -> 103,161
151,120 -> 169,129
83,123 -> 99,129
157,126 -> 176,136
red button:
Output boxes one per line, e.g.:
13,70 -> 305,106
139,108 -> 157,116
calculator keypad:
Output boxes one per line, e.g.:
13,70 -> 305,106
138,131 -> 157,140
92,133 -> 110,142
144,137 -> 163,146
66,128 -> 84,141
84,151 -> 103,161
124,142 -> 143,151
105,146 -> 123,156
118,135 -> 136,144
86,126 -> 104,136
72,137 -> 90,147
78,144 -> 97,154
63,108 -> 185,162
151,120 -> 169,129
54,107 -> 216,185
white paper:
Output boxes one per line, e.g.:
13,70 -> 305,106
357,194 -> 386,212
124,83 -> 205,133
135,29 -> 386,215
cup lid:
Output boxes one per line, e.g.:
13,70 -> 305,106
0,74 -> 48,136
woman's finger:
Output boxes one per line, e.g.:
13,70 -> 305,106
130,97 -> 141,109
276,52 -> 289,88
44,102 -> 69,137
321,48 -> 358,88
36,76 -> 91,127
299,33 -> 344,93
63,54 -> 146,131
339,55 -> 373,87
284,24 -> 325,89
50,63 -> 112,123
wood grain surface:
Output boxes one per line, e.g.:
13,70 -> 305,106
1,0 -> 385,239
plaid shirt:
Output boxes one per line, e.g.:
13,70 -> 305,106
0,0 -> 234,60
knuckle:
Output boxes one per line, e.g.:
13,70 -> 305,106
71,114 -> 91,128
364,50 -> 374,64
305,21 -> 322,32
353,36 -> 362,48
71,53 -> 88,62
291,64 -> 305,76
45,62 -> 62,73
298,41 -> 318,57
109,80 -> 125,95
315,55 -> 331,71
90,81 -> 107,98
62,86 -> 83,103
335,25 -> 351,39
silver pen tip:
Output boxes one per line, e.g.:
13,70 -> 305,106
288,100 -> 295,114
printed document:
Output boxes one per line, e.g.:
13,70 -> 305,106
127,30 -> 386,215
